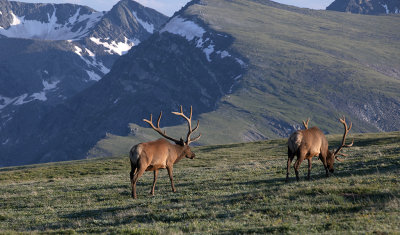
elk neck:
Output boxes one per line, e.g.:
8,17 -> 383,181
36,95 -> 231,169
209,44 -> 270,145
172,143 -> 188,164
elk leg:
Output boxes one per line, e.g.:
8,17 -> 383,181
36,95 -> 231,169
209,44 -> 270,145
286,148 -> 295,182
130,160 -> 137,182
167,166 -> 176,192
307,158 -> 312,180
150,170 -> 158,196
320,154 -> 329,177
130,160 -> 137,198
294,151 -> 305,181
131,166 -> 146,199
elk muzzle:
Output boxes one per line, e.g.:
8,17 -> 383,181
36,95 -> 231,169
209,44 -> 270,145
189,153 -> 195,159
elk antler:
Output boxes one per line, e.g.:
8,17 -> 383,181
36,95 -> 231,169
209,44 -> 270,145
172,106 -> 201,145
302,118 -> 310,129
143,112 -> 182,144
333,116 -> 354,161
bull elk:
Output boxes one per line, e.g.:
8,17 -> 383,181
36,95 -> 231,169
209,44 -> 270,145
286,117 -> 353,182
129,106 -> 201,199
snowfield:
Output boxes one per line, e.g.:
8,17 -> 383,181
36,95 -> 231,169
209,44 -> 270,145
0,8 -> 103,40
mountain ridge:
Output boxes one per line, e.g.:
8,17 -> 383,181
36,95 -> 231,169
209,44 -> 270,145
327,0 -> 400,14
1,0 -> 400,166
0,0 -> 168,166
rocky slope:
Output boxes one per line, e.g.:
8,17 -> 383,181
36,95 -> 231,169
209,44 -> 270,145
326,0 -> 400,14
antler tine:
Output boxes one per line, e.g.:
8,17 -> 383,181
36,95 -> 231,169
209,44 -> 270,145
334,116 -> 354,157
171,105 -> 200,145
192,120 -> 200,133
157,111 -> 162,128
335,156 -> 344,162
189,133 -> 201,143
187,121 -> 201,144
143,112 -> 181,144
142,113 -> 153,127
302,118 -> 310,129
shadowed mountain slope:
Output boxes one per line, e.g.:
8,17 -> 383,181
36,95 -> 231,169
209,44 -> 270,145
327,0 -> 400,14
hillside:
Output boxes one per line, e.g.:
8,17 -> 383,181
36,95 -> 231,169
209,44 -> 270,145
0,132 -> 399,233
79,0 -> 400,160
1,0 -> 400,166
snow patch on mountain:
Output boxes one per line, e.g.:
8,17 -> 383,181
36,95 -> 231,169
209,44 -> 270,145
0,96 -> 15,110
160,16 -> 246,68
0,80 -> 59,108
13,94 -> 29,105
89,37 -> 140,55
86,70 -> 102,81
30,80 -> 59,101
160,16 -> 205,41
73,45 -> 110,77
160,17 -> 215,61
203,45 -> 214,62
382,4 -> 389,13
132,11 -> 154,33
216,50 -> 230,58
0,8 -> 103,40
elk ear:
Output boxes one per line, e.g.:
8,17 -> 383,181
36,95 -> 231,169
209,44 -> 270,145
179,138 -> 185,146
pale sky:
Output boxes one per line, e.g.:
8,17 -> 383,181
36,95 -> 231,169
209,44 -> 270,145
17,0 -> 190,16
17,0 -> 335,16
273,0 -> 334,9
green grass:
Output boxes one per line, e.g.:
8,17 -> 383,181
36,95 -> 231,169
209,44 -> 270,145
1,131 -> 399,233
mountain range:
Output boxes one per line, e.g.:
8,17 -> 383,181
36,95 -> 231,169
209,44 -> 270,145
1,0 -> 400,166
0,0 -> 168,165
327,0 -> 400,14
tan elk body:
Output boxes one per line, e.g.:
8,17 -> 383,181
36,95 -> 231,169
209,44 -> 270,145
286,117 -> 353,181
129,106 -> 200,199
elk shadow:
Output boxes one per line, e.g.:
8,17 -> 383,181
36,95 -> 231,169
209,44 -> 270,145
61,201 -> 210,227
333,156 -> 400,177
352,136 -> 400,147
198,143 -> 246,153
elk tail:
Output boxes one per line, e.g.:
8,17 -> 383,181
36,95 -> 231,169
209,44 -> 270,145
288,131 -> 303,154
129,144 -> 142,166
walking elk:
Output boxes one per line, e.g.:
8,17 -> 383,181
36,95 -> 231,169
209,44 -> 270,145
286,116 -> 353,182
129,106 -> 201,199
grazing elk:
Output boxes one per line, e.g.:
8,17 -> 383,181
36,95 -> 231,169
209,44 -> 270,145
286,116 -> 353,182
129,106 -> 201,199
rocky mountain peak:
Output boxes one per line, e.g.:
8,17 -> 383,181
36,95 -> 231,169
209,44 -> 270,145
327,0 -> 400,14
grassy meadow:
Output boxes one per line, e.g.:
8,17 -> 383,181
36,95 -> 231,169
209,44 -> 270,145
0,131 -> 399,233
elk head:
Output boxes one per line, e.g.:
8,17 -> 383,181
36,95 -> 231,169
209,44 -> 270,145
326,116 -> 354,173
